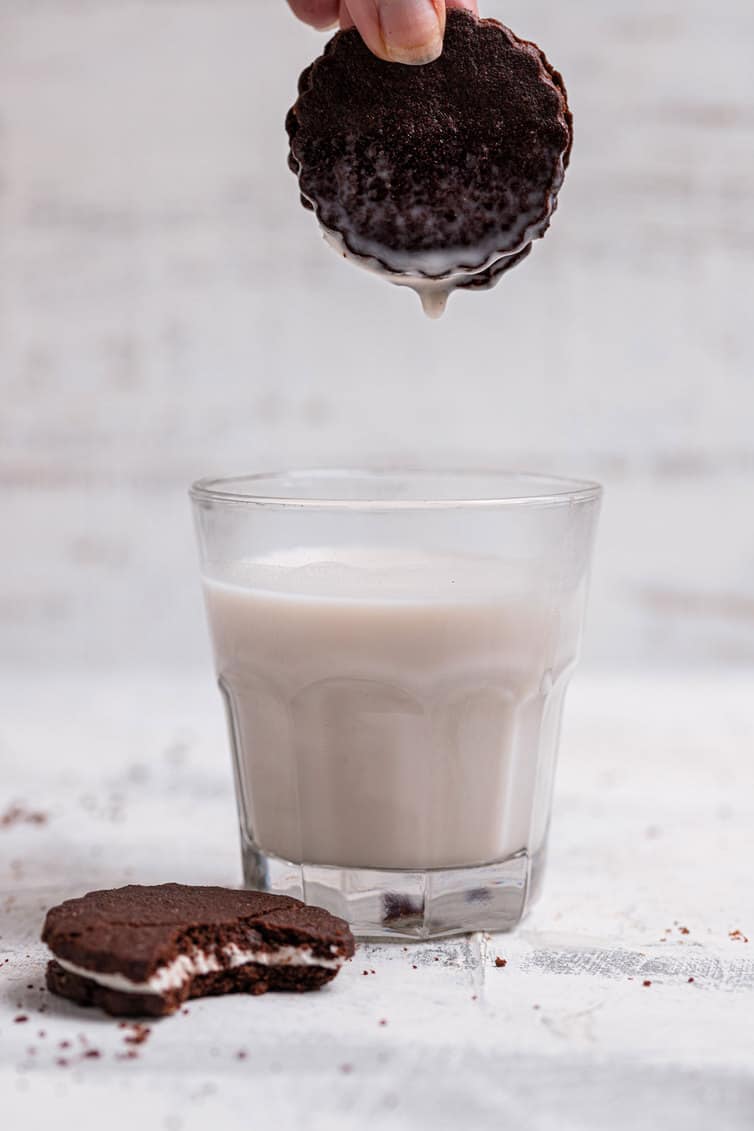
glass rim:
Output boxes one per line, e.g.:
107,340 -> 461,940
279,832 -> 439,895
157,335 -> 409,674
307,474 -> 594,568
189,468 -> 602,511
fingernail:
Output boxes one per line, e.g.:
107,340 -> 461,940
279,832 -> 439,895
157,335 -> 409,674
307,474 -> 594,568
378,0 -> 444,65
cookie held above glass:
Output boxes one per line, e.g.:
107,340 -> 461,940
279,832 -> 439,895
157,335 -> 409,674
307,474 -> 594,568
286,9 -> 572,315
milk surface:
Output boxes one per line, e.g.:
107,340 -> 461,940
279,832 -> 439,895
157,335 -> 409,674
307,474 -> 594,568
204,549 -> 581,870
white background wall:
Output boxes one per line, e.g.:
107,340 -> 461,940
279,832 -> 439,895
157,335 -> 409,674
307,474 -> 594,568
1,0 -> 753,671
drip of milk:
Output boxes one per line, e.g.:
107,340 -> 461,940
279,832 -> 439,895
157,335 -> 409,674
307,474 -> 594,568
322,227 -> 519,319
203,548 -> 583,871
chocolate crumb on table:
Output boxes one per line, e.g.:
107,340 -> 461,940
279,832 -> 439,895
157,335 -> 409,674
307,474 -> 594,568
495,957 -> 508,968
0,804 -> 48,828
14,1014 -> 28,1023
729,929 -> 749,943
643,980 -> 652,987
123,1023 -> 151,1046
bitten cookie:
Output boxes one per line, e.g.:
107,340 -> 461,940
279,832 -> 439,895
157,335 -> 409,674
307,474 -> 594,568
42,884 -> 355,1017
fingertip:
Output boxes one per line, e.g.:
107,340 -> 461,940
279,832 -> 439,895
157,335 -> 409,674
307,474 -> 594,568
447,0 -> 479,15
288,0 -> 340,31
384,36 -> 444,66
366,0 -> 446,66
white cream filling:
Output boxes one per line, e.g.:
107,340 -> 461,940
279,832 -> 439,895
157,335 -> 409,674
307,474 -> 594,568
55,941 -> 343,995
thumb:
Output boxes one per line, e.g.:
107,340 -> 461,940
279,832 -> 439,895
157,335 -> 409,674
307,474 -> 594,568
342,0 -> 446,65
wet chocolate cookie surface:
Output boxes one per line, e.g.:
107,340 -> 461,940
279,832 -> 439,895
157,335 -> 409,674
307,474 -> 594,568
286,10 -> 572,312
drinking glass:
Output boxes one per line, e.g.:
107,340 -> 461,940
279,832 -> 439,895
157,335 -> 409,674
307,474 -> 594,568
191,469 -> 601,938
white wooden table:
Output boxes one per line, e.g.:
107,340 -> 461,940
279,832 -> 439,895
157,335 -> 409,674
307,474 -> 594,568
2,671 -> 753,1130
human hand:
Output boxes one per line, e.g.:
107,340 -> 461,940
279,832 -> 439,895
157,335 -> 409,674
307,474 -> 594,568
287,0 -> 479,65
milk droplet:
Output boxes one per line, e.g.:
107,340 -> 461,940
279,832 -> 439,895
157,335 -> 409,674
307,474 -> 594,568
417,286 -> 449,319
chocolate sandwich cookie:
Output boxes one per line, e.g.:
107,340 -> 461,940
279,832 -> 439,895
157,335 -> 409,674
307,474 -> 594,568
42,884 -> 355,1017
286,9 -> 572,315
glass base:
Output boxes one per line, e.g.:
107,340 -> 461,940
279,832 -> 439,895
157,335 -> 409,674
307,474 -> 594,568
241,834 -> 539,939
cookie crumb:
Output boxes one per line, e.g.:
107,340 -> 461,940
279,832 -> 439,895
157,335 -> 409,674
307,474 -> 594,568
687,977 -> 695,983
14,1015 -> 29,1023
643,980 -> 652,987
1,804 -> 48,828
123,1023 -> 151,1046
494,957 -> 507,968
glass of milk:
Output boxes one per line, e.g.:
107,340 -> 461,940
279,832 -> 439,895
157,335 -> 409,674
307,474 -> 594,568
191,470 -> 601,938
